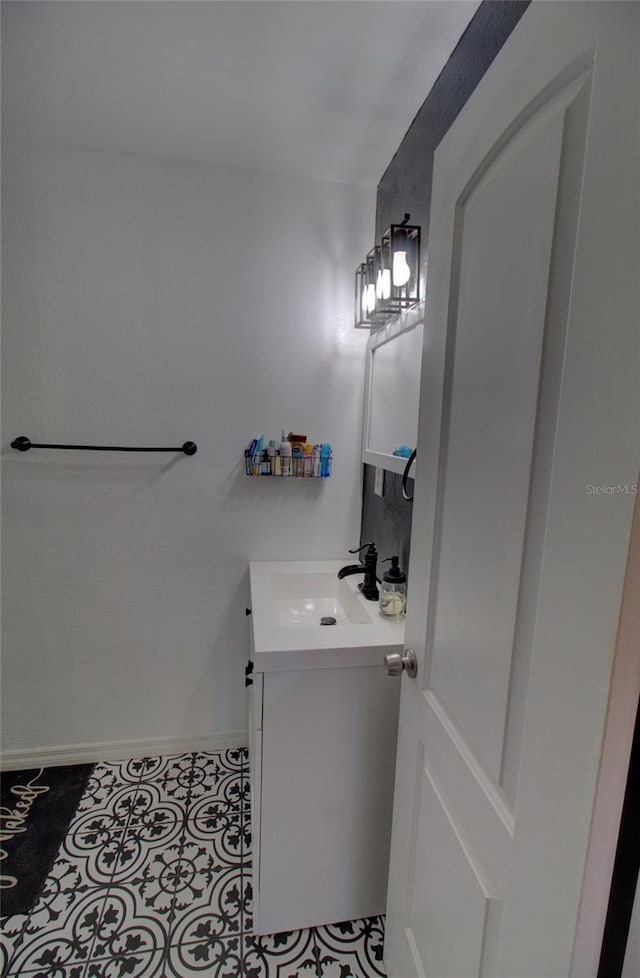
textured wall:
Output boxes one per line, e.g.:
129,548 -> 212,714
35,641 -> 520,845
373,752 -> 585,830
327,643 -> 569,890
1,141 -> 374,755
360,467 -> 414,583
375,0 -> 530,241
362,0 -> 530,567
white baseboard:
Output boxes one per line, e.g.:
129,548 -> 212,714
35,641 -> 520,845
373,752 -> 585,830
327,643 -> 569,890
0,731 -> 249,771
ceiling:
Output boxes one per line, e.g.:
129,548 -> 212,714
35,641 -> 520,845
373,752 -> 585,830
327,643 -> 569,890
2,1 -> 480,186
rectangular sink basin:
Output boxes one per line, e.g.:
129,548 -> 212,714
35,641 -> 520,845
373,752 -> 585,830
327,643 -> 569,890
271,572 -> 372,627
249,560 -> 404,670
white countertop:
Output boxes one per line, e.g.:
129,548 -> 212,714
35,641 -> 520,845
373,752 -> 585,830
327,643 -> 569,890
249,559 -> 404,672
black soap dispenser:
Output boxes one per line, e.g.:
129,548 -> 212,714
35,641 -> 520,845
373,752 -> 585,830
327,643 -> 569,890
380,556 -> 407,620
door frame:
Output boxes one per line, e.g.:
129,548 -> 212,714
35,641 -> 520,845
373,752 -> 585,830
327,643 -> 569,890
572,481 -> 640,975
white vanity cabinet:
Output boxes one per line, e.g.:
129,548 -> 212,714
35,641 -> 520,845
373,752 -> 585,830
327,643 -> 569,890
248,560 -> 404,935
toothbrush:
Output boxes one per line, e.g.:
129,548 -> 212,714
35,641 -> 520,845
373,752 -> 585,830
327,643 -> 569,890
252,435 -> 264,476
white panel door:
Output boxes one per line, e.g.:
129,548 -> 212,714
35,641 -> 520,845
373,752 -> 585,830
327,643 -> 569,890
385,3 -> 639,977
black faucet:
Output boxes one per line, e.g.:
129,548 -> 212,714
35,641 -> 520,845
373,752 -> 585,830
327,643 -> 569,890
337,543 -> 379,601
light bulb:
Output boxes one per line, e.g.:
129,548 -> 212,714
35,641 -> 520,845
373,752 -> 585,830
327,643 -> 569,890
381,268 -> 391,300
366,283 -> 376,314
361,289 -> 368,318
376,269 -> 384,299
392,250 -> 411,287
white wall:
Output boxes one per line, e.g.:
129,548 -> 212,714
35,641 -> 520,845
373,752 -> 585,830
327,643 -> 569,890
1,140 -> 374,758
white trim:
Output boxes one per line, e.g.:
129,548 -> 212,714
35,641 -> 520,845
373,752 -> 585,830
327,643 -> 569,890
0,731 -> 249,771
362,448 -> 412,477
368,301 -> 425,353
571,483 -> 640,976
361,301 -> 425,474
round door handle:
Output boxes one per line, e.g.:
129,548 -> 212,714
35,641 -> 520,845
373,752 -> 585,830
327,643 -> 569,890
384,648 -> 417,678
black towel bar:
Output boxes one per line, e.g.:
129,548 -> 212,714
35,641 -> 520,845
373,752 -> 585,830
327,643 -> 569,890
10,436 -> 197,456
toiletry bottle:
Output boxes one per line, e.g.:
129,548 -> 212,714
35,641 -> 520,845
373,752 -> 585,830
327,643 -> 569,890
266,442 -> 277,475
253,435 -> 264,475
292,443 -> 304,477
303,443 -> 313,477
379,556 -> 407,620
320,443 -> 331,477
280,430 -> 292,477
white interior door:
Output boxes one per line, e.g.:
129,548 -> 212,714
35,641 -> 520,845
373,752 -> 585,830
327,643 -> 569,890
384,4 -> 639,977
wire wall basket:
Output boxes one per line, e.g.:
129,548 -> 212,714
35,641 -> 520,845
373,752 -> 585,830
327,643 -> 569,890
244,450 -> 332,478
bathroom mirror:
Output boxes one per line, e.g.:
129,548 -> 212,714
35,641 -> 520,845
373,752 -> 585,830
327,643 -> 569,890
362,302 -> 425,474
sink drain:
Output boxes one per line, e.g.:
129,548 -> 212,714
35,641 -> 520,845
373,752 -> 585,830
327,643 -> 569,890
320,616 -> 337,626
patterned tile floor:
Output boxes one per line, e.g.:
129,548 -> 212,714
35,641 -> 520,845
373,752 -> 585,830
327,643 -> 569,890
0,750 -> 386,977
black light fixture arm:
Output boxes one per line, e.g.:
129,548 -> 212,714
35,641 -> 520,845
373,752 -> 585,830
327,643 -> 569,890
10,436 -> 197,456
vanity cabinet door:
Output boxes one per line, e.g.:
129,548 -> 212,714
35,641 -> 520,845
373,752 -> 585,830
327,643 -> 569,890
256,665 -> 399,935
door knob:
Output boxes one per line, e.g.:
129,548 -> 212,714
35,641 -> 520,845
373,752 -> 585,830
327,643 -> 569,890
384,648 -> 417,678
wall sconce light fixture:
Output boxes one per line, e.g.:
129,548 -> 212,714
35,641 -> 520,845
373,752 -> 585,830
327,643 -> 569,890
355,248 -> 388,329
354,214 -> 421,329
378,214 -> 421,317
354,262 -> 370,329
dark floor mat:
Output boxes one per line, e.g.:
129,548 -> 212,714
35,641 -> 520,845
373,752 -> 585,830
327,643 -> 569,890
0,763 -> 93,917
